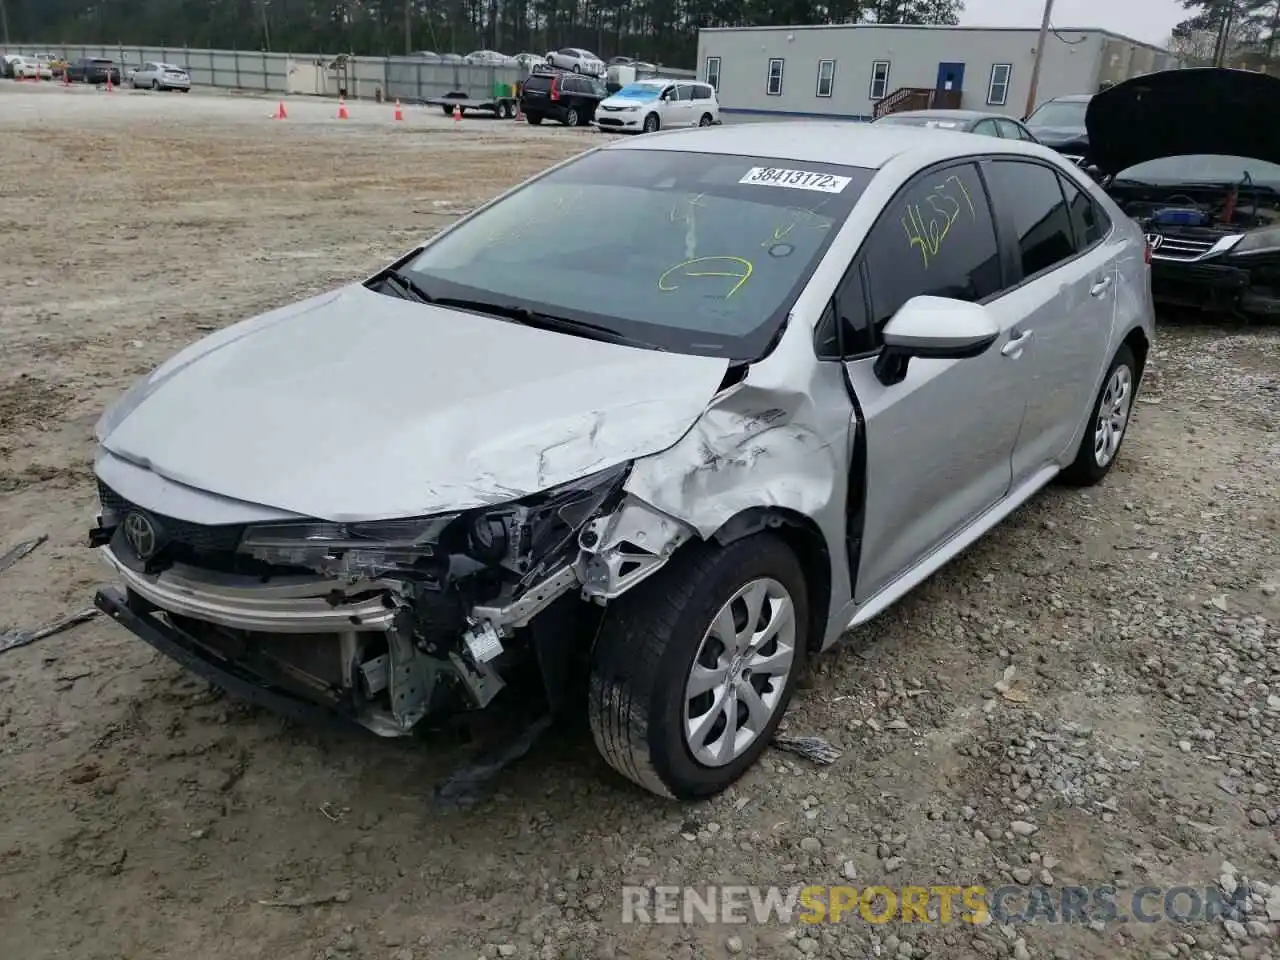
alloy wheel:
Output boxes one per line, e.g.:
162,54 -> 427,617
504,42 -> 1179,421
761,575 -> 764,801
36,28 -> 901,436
683,577 -> 797,767
1094,364 -> 1133,467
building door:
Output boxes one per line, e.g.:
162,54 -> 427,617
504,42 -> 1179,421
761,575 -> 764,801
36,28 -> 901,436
935,62 -> 965,92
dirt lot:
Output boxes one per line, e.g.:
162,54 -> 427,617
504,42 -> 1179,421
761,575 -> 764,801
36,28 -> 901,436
1,81 -> 1278,960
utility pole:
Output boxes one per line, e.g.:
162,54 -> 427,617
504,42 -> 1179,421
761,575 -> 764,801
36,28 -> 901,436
259,0 -> 272,52
405,0 -> 412,54
0,0 -> 9,48
1024,0 -> 1056,119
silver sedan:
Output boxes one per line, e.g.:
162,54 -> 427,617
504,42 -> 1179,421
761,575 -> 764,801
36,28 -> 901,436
130,62 -> 190,91
89,122 -> 1154,800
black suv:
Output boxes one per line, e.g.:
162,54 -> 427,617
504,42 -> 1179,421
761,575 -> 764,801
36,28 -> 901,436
520,68 -> 609,126
66,57 -> 122,85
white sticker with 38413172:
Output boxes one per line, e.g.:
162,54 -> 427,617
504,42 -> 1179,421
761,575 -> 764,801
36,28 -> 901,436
738,167 -> 852,193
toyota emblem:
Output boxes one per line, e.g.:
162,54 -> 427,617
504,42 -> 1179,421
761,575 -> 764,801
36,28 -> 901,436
123,511 -> 160,560
1145,233 -> 1164,251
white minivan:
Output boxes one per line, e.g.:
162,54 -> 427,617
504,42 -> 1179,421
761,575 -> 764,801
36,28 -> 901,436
595,79 -> 720,134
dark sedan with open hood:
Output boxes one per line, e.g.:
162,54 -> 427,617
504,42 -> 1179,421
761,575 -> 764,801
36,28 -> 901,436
1089,68 -> 1280,318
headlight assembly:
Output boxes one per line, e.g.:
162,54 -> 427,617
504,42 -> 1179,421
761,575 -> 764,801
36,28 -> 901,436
1230,225 -> 1280,256
237,462 -> 631,582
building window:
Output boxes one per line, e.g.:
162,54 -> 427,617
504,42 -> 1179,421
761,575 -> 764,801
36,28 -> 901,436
705,56 -> 720,91
816,59 -> 835,97
868,60 -> 890,100
767,58 -> 784,96
987,63 -> 1011,105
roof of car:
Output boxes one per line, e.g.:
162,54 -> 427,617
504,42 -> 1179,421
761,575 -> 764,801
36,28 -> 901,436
1047,94 -> 1093,103
605,121 -> 1053,169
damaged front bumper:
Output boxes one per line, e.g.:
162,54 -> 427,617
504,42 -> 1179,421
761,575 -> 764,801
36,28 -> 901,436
90,481 -> 697,739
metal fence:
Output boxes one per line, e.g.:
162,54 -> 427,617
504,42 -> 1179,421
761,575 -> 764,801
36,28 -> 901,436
0,43 -> 695,101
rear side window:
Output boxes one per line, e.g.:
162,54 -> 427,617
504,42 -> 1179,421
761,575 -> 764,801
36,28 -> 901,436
694,84 -> 714,99
863,162 -> 1002,337
1058,174 -> 1111,247
984,160 -> 1077,278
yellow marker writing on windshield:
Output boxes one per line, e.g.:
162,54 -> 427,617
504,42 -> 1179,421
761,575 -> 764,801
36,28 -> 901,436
658,256 -> 754,298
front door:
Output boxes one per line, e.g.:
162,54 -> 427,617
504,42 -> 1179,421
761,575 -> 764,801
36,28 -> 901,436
841,160 -> 1031,604
936,63 -> 962,98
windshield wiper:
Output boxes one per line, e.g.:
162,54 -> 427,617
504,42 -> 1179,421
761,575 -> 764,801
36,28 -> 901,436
378,268 -> 433,304
427,296 -> 664,351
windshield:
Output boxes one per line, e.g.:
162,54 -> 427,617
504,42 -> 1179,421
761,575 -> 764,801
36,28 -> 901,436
1116,154 -> 1280,187
401,149 -> 874,359
612,83 -> 662,100
1026,100 -> 1087,128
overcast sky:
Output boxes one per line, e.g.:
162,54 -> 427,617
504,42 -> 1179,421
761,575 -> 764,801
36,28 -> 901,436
958,0 -> 1187,46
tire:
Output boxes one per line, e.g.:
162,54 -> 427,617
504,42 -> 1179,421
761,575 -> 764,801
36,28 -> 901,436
526,113 -> 543,125
441,105 -> 453,116
588,533 -> 810,800
151,79 -> 159,90
699,113 -> 713,127
563,106 -> 579,127
643,112 -> 660,133
1059,343 -> 1138,486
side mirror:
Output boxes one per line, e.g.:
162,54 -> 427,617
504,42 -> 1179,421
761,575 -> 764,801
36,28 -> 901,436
873,296 -> 1000,386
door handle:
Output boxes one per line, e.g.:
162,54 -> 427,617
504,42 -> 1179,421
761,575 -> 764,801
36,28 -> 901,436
1090,275 -> 1113,297
1001,330 -> 1033,357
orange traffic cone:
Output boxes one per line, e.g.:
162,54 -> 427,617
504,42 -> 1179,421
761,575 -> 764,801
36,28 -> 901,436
394,99 -> 404,122
337,98 -> 349,120
452,103 -> 462,123
62,68 -> 71,86
105,73 -> 113,92
514,98 -> 523,121
274,100 -> 288,120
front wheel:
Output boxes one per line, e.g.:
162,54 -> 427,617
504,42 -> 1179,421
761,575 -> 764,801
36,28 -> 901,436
1059,343 -> 1138,486
588,534 -> 809,800
642,112 -> 660,133
151,79 -> 160,90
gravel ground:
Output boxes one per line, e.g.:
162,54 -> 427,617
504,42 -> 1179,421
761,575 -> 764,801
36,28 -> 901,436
0,81 -> 1277,960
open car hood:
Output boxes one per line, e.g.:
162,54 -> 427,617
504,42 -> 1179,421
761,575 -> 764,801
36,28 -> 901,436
1086,68 -> 1280,175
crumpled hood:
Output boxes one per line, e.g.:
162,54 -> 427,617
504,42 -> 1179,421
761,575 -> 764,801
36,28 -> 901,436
1026,125 -> 1088,147
1086,67 -> 1280,174
97,284 -> 730,521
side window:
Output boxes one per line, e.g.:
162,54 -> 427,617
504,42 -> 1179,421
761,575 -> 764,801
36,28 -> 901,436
868,61 -> 890,100
972,119 -> 1001,138
816,59 -> 835,98
863,162 -> 1003,337
816,265 -> 872,359
984,160 -> 1078,278
705,57 -> 721,91
995,119 -> 1024,139
676,83 -> 694,101
766,58 -> 784,96
694,83 -> 714,100
1058,173 -> 1111,247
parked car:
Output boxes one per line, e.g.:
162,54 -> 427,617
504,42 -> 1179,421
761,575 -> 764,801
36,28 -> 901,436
437,53 -> 465,63
31,54 -> 58,78
594,79 -> 719,133
608,56 -> 636,65
464,49 -> 512,65
130,62 -> 191,91
66,57 -> 122,85
7,55 -> 44,79
1089,67 -> 1280,318
875,109 -> 1040,142
544,47 -> 605,76
411,51 -> 441,60
0,54 -> 19,78
519,67 -> 609,126
511,52 -> 548,72
1023,94 -> 1092,165
89,122 -> 1152,800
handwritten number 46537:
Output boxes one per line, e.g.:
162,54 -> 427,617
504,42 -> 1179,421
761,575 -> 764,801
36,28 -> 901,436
901,174 -> 977,269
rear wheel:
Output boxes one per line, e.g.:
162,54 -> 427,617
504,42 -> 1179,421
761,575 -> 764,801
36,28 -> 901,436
563,106 -> 580,127
643,112 -> 660,133
525,112 -> 543,125
588,534 -> 809,800
699,113 -> 713,127
1059,343 -> 1137,486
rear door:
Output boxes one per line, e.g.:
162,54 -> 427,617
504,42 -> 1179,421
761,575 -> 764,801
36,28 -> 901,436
837,160 -> 1032,603
981,159 -> 1118,481
672,83 -> 696,125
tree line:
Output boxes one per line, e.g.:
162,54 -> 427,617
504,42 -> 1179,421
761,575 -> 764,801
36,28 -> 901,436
1,0 -> 963,67
1168,0 -> 1280,69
